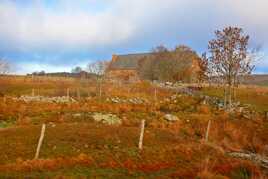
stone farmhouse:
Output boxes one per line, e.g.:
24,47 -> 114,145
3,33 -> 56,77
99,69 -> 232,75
106,52 -> 201,83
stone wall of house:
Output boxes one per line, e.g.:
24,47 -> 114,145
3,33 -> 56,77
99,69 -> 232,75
106,69 -> 140,83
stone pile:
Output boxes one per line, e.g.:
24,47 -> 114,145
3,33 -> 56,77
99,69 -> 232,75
160,94 -> 179,104
156,82 -> 196,96
157,81 -> 183,89
199,95 -> 225,108
161,94 -> 187,104
162,93 -> 253,116
164,114 -> 180,122
199,94 -> 250,111
157,81 -> 257,118
13,96 -> 76,103
106,97 -> 148,105
92,113 -> 122,125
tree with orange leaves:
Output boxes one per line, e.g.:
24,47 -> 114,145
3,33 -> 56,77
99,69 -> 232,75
206,27 -> 255,109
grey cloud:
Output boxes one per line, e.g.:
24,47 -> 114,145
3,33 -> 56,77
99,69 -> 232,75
1,0 -> 268,50
0,0 -> 268,73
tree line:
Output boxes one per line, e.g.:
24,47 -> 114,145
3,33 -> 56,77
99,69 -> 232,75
138,45 -> 202,83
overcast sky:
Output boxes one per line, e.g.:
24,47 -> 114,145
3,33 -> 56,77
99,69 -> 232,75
0,0 -> 268,74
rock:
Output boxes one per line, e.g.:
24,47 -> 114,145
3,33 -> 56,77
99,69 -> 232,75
242,114 -> 251,119
165,82 -> 173,86
238,107 -> 244,113
164,114 -> 179,122
111,98 -> 120,103
107,97 -> 147,105
228,152 -> 268,169
49,122 -> 56,128
217,102 -> 225,108
73,113 -> 82,118
92,113 -> 122,125
14,95 -> 76,103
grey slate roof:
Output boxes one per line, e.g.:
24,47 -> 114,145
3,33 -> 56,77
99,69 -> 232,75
109,53 -> 153,70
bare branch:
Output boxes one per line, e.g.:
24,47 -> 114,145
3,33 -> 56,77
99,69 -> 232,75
86,60 -> 109,77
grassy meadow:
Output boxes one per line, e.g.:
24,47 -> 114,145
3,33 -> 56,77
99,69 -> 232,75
0,76 -> 268,178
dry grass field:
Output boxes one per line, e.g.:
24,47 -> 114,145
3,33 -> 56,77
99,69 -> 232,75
202,85 -> 268,113
0,76 -> 268,178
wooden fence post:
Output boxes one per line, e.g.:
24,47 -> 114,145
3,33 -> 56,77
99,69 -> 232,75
205,120 -> 211,142
154,88 -> 157,101
67,88 -> 70,98
34,124 -> 46,160
99,84 -> 102,98
139,120 -> 145,150
99,79 -> 102,100
32,89 -> 35,97
77,88 -> 81,100
265,111 -> 268,120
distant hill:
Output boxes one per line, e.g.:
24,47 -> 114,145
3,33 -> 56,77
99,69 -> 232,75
27,71 -> 97,79
240,74 -> 268,86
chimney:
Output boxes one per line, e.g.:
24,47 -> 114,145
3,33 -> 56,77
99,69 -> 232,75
112,54 -> 118,62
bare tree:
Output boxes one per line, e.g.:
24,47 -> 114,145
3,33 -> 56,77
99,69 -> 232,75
0,59 -> 10,75
86,60 -> 109,98
207,27 -> 255,109
87,61 -> 108,77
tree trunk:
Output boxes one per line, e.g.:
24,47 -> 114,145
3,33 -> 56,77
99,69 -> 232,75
98,78 -> 102,101
224,86 -> 227,109
228,84 -> 232,110
67,88 -> 70,98
99,83 -> 102,98
154,88 -> 157,102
